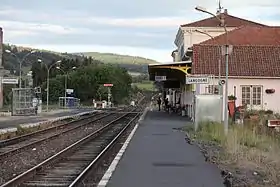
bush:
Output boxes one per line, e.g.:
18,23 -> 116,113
186,120 -> 280,185
191,121 -> 278,151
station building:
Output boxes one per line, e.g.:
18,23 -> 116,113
148,9 -> 280,120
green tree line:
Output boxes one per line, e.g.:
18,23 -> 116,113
2,46 -> 133,107
40,63 -> 132,104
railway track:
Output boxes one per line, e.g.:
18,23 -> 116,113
0,111 -> 98,147
1,112 -> 140,187
0,112 -> 115,159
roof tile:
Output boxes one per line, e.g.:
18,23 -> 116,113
200,26 -> 280,45
181,13 -> 267,28
192,45 -> 280,77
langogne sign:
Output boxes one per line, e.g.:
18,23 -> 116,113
185,76 -> 209,84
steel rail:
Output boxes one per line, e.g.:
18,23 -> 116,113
0,111 -> 97,148
69,112 -> 140,186
0,112 -> 136,187
0,112 -> 113,158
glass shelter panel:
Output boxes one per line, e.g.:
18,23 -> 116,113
12,88 -> 36,116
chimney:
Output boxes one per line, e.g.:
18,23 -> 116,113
224,9 -> 228,14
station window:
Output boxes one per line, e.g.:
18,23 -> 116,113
241,85 -> 262,106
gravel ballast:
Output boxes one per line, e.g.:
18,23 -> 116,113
0,113 -> 123,185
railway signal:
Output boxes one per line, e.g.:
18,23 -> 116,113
103,83 -> 113,107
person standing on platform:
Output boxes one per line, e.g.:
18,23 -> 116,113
164,98 -> 168,111
157,97 -> 162,111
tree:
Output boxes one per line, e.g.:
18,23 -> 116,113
25,57 -> 133,105
31,61 -> 47,87
3,84 -> 14,107
96,86 -> 108,101
41,75 -> 65,102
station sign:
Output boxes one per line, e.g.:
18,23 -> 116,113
104,84 -> 113,87
155,76 -> 166,81
66,89 -> 74,94
2,78 -> 18,84
186,76 -> 209,84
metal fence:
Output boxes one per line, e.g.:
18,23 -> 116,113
12,88 -> 36,116
194,94 -> 223,130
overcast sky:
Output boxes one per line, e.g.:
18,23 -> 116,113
0,0 -> 279,62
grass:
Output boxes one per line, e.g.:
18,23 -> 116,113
133,81 -> 155,91
81,52 -> 157,64
185,120 -> 280,186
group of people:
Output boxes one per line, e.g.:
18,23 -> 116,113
156,97 -> 170,112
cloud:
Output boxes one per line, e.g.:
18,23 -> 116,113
0,20 -> 172,49
0,20 -> 92,35
86,17 -> 192,28
134,32 -> 168,38
1,0 -> 280,62
0,3 -> 279,28
0,7 -> 193,28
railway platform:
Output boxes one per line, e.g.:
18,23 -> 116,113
100,110 -> 224,187
0,108 -> 95,130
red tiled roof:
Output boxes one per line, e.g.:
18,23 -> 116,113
181,13 -> 267,28
200,26 -> 280,45
192,45 -> 280,77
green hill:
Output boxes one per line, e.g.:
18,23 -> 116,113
80,52 -> 157,65
2,44 -> 155,77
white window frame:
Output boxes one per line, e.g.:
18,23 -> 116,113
206,85 -> 219,94
240,85 -> 262,106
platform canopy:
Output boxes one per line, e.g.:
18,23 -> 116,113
148,61 -> 192,87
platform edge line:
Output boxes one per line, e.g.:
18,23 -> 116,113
97,107 -> 149,187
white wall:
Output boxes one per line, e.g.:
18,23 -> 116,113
174,26 -> 236,61
182,27 -> 236,50
172,52 -> 179,62
180,84 -> 193,105
198,78 -> 280,113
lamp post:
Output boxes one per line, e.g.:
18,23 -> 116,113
37,59 -> 62,112
195,6 -> 229,135
5,50 -> 37,88
194,29 -> 222,95
56,66 -> 76,109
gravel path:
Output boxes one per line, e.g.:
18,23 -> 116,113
0,113 -> 123,185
